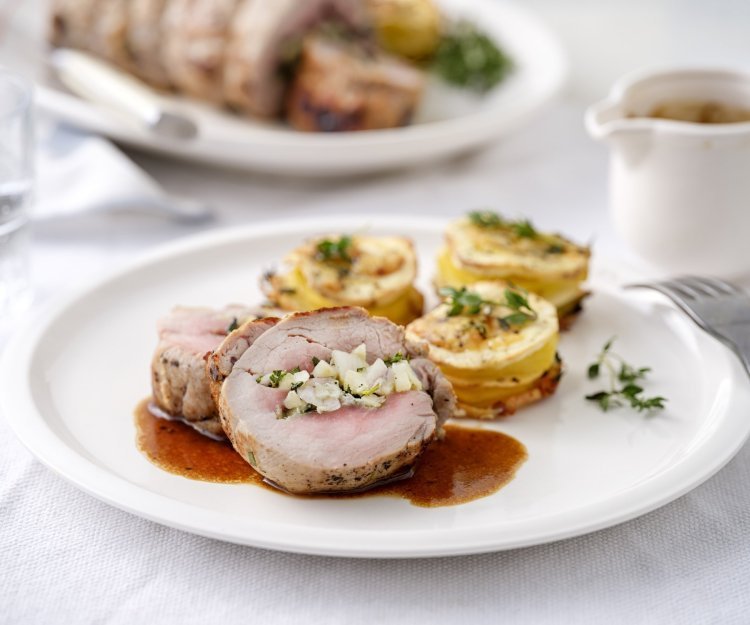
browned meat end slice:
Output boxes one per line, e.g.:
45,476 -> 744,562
223,0 -> 370,118
151,304 -> 275,438
217,307 -> 457,494
286,36 -> 425,132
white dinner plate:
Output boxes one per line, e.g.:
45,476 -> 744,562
3,216 -> 750,558
13,0 -> 566,175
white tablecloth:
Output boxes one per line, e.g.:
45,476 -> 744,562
3,0 -> 750,619
2,102 -> 749,624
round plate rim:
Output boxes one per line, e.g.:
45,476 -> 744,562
31,0 -> 568,175
3,215 -> 750,558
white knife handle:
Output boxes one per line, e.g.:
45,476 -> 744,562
50,48 -> 197,139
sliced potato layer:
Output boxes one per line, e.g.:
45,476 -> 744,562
406,281 -> 561,418
436,215 -> 590,317
263,234 -> 423,325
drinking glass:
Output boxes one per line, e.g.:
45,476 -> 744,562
0,69 -> 33,317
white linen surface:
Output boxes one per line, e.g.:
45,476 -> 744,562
34,121 -> 212,223
2,104 -> 749,624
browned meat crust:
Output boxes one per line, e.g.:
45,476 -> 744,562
286,36 -> 425,132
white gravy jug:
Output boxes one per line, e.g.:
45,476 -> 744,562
585,68 -> 750,279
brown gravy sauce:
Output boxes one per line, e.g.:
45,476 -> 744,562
639,100 -> 750,124
135,398 -> 527,507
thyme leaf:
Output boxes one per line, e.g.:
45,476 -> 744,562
498,288 -> 537,327
439,286 -> 495,317
467,210 -> 538,238
316,235 -> 352,264
384,352 -> 406,366
585,338 -> 667,414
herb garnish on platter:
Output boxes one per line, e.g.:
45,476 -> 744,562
585,338 -> 667,413
431,21 -> 513,92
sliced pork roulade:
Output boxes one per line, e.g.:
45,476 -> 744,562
162,0 -> 242,103
286,35 -> 426,132
49,0 -> 100,50
223,0 -> 370,117
127,0 -> 171,88
151,304 -> 278,438
215,307 -> 456,494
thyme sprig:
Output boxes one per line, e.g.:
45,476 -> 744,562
316,235 -> 353,264
499,288 -> 537,328
440,286 -> 537,329
440,286 -> 495,317
384,352 -> 406,366
585,338 -> 667,413
468,210 -> 539,239
431,21 -> 513,92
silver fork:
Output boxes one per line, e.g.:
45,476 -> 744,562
626,276 -> 750,377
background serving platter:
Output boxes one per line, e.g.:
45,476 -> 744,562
2,215 -> 750,558
7,0 -> 567,175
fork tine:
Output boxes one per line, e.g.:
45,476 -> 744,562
681,275 -> 744,296
626,281 -> 694,303
659,279 -> 701,300
627,281 -> 713,329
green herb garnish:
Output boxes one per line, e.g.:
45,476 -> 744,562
226,318 -> 239,333
585,338 -> 667,413
468,210 -> 538,239
512,220 -> 538,239
268,370 -> 286,388
316,235 -> 352,264
312,356 -> 320,366
440,286 -> 495,317
498,288 -> 537,328
468,210 -> 504,229
546,243 -> 565,254
384,352 -> 406,366
431,21 -> 513,92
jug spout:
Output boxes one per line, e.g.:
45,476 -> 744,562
585,98 -> 653,143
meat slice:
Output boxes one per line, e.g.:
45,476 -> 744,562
88,0 -> 134,71
286,36 -> 425,132
151,305 -> 276,438
49,0 -> 100,49
207,316 -> 281,403
223,0 -> 370,118
162,0 -> 242,103
127,0 -> 171,88
216,307 -> 456,494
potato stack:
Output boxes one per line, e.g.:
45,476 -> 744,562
436,212 -> 591,327
262,234 -> 425,325
406,281 -> 562,419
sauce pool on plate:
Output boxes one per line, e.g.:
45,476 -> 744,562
134,399 -> 527,507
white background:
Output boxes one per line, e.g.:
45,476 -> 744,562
2,1 -> 750,623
